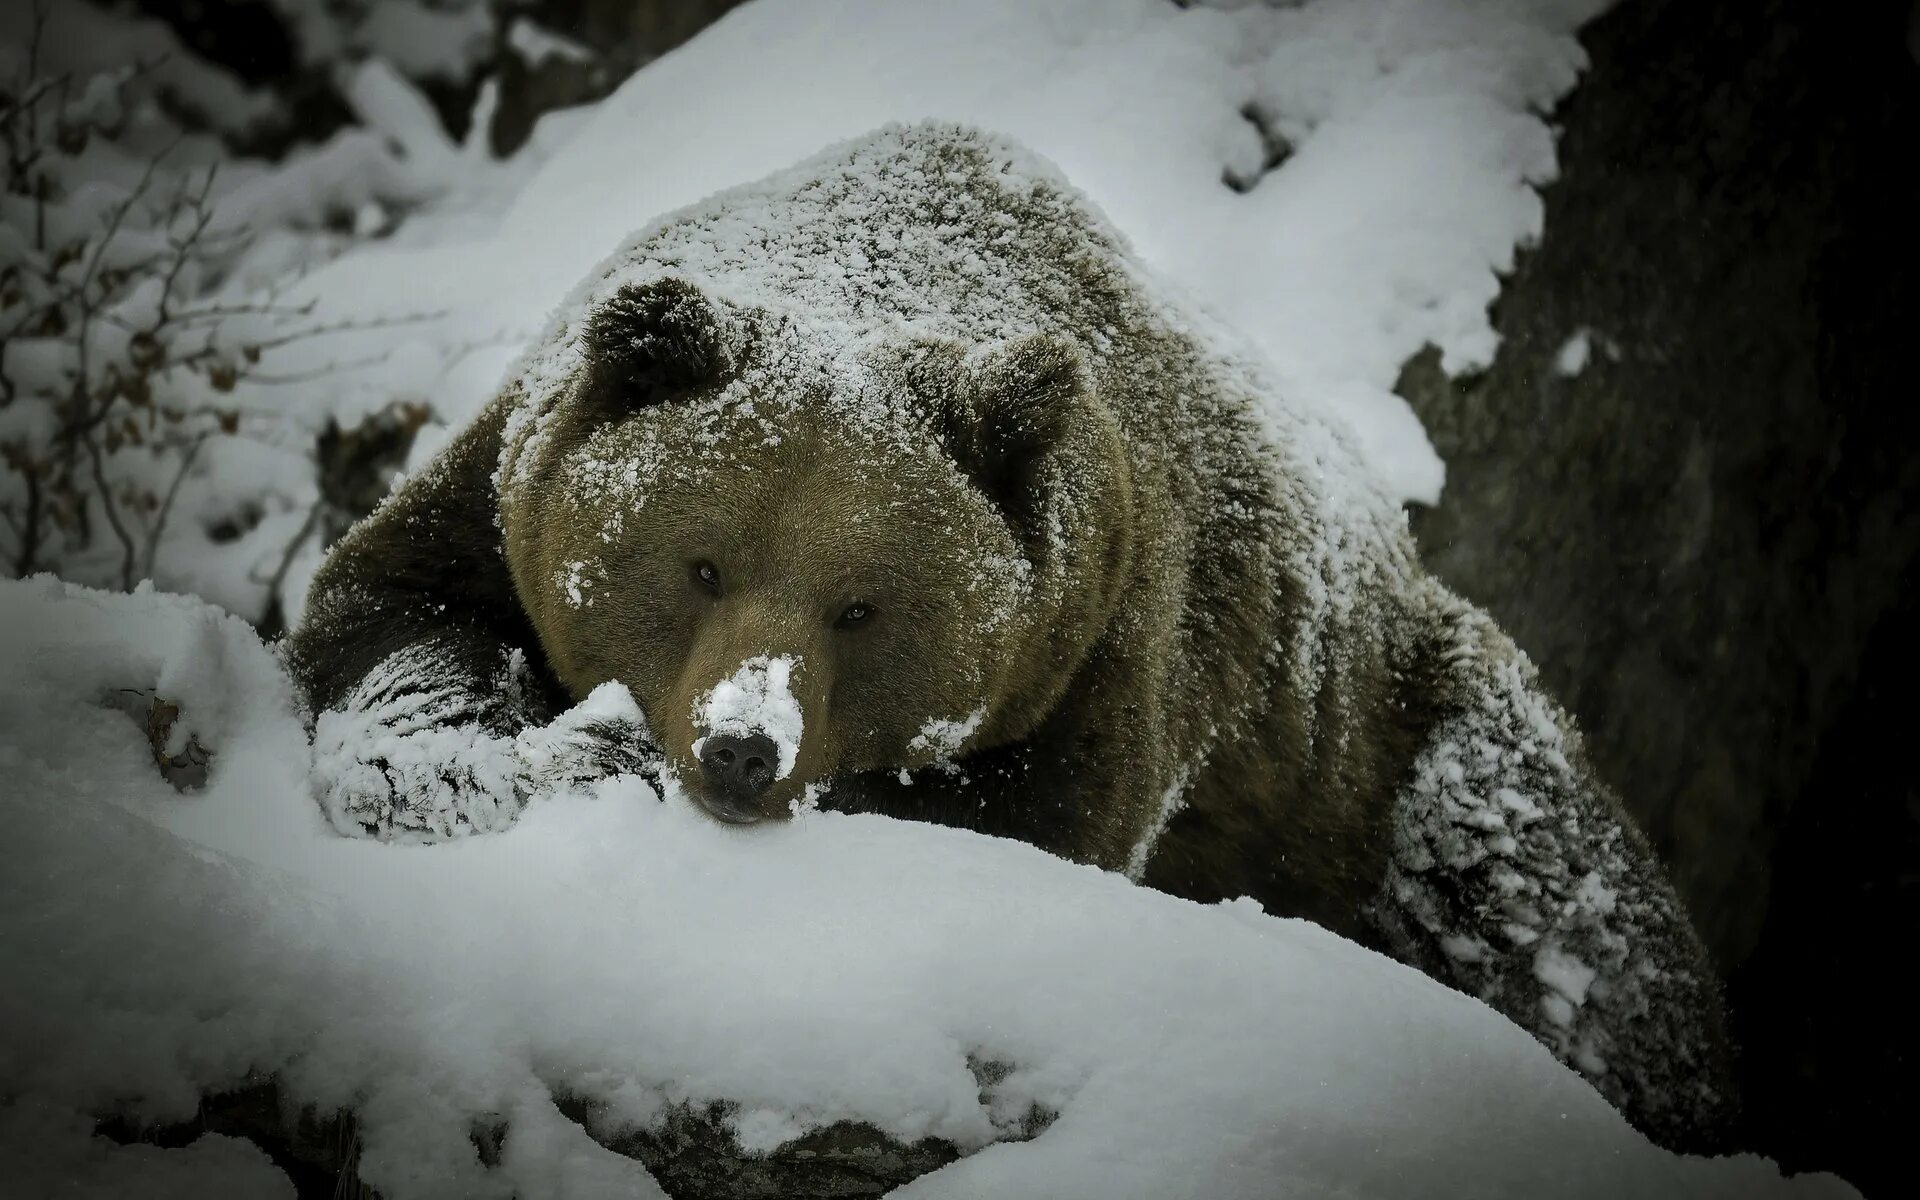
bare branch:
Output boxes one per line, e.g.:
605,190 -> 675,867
75,131 -> 183,301
142,429 -> 207,578
26,0 -> 50,87
257,498 -> 324,635
239,353 -> 398,385
82,428 -> 135,590
156,164 -> 218,325
162,298 -> 323,325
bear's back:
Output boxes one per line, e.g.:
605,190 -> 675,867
600,123 -> 1149,362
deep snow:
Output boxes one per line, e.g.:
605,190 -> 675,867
0,576 -> 1858,1198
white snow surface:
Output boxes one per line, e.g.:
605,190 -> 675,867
0,576 -> 1860,1198
693,654 -> 806,782
263,0 -> 1615,560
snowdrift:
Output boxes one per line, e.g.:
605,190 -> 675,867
0,576 -> 1855,1198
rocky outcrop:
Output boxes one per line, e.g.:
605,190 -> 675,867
1393,2 -> 1918,1193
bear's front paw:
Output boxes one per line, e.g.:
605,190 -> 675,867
311,709 -> 523,842
515,682 -> 664,797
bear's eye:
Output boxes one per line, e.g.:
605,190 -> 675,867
835,602 -> 875,629
691,560 -> 722,593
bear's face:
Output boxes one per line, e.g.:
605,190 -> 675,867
503,278 -> 1134,824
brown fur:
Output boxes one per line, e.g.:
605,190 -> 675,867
288,124 -> 1733,1149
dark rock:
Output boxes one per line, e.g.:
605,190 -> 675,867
103,688 -> 212,791
99,1069 -> 1052,1199
1392,1 -> 1919,1193
558,1096 -> 961,1200
487,1 -> 750,157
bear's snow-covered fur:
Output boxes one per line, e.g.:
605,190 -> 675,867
289,123 -> 1733,1150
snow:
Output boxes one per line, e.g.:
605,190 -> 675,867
356,0 -> 494,83
0,575 -> 1859,1198
0,0 -> 275,138
263,0 -> 1614,521
309,640 -> 527,840
0,1101 -> 293,1200
1369,592 -> 1730,1135
909,708 -> 986,762
310,646 -> 656,843
1123,763 -> 1200,882
508,17 -> 595,67
1,0 -> 1869,1193
693,654 -> 807,782
1555,328 -> 1594,375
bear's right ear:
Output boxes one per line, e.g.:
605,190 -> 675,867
576,277 -> 733,415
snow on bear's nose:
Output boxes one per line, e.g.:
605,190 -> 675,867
690,654 -> 805,784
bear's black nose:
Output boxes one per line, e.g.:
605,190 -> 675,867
698,732 -> 779,803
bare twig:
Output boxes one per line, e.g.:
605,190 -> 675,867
256,498 -> 324,636
155,165 -> 217,325
82,423 -> 136,589
1,40 -> 434,610
142,429 -> 207,578
76,132 -> 182,299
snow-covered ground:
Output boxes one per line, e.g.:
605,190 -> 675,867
1,1 -> 1867,1196
0,576 -> 1856,1198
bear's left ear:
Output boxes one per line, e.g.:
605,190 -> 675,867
576,277 -> 733,416
949,333 -> 1131,572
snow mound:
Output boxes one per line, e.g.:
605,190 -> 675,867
0,577 -> 1856,1199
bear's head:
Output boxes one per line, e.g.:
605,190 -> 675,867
500,276 -> 1137,824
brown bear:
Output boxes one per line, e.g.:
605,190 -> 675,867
287,123 -> 1734,1151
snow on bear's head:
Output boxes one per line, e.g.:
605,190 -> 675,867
501,276 -> 1134,824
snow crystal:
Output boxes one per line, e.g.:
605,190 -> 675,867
693,655 -> 806,781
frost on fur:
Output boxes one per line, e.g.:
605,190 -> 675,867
1368,594 -> 1733,1146
310,645 -> 659,841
